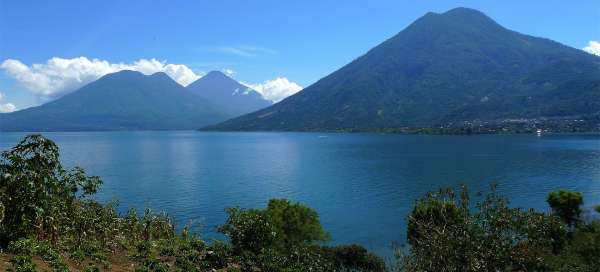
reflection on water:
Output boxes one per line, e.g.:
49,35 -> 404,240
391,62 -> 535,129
1,131 -> 599,257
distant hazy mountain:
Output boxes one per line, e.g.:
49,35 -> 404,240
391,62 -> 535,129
205,7 -> 600,131
0,70 -> 229,131
187,71 -> 272,117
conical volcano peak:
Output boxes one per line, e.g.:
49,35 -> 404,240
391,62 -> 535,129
408,7 -> 502,32
187,71 -> 241,89
100,70 -> 145,80
205,8 -> 600,132
186,70 -> 271,117
150,71 -> 169,78
442,7 -> 489,17
203,70 -> 232,80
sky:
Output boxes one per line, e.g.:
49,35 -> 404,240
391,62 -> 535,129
0,0 -> 599,112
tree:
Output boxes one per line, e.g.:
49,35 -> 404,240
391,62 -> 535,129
397,185 -> 566,272
217,207 -> 276,255
218,199 -> 330,254
1,135 -> 384,271
0,134 -> 101,246
407,189 -> 464,248
264,198 -> 330,250
322,244 -> 385,272
547,189 -> 583,227
218,199 -> 344,271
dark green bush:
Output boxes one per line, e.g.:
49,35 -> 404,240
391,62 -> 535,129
0,135 -> 101,246
9,254 -> 37,272
265,198 -> 330,249
547,189 -> 583,227
322,244 -> 386,271
397,185 -> 567,271
218,207 -> 276,255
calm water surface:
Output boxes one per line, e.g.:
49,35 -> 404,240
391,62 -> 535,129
1,131 -> 599,258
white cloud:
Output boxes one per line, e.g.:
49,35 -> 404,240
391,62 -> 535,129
222,69 -> 235,76
0,57 -> 200,98
0,56 -> 302,105
0,103 -> 16,113
0,92 -> 16,113
245,77 -> 303,103
583,41 -> 600,56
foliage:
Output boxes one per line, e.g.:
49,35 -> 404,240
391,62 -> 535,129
216,199 -> 375,271
218,207 -> 276,255
397,185 -> 567,271
396,186 -> 600,272
321,244 -> 386,272
264,198 -> 330,249
7,134 -> 600,272
544,223 -> 600,271
9,254 -> 37,272
8,238 -> 69,272
407,188 -> 465,248
0,135 -> 383,271
0,135 -> 101,246
547,189 -> 584,227
218,199 -> 330,255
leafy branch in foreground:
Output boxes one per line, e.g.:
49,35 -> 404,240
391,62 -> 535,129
0,134 -> 101,246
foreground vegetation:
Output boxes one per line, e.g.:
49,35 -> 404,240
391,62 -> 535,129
395,186 -> 600,271
1,135 -> 600,271
0,135 -> 383,271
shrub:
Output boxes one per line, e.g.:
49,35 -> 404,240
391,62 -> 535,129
397,185 -> 567,271
218,207 -> 277,255
8,238 -> 68,272
322,244 -> 385,272
1,135 -> 383,271
0,135 -> 101,246
265,199 -> 330,250
547,189 -> 583,227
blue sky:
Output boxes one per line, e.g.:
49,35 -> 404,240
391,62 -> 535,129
0,0 -> 599,111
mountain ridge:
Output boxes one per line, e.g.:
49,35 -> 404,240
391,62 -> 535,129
203,7 -> 600,131
186,71 -> 272,117
0,70 -> 230,131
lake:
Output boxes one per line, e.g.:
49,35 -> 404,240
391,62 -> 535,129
1,131 -> 599,258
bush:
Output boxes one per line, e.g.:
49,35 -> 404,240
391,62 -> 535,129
0,135 -> 101,246
547,189 -> 583,227
9,254 -> 37,272
218,199 -> 378,271
218,207 -> 277,255
407,188 -> 465,248
322,244 -> 385,272
397,185 -> 567,271
265,199 -> 330,250
8,238 -> 68,272
0,135 -> 383,271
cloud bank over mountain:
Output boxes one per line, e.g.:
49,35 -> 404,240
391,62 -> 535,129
0,92 -> 16,113
0,57 -> 200,98
583,41 -> 600,56
245,77 -> 303,103
0,57 -> 302,104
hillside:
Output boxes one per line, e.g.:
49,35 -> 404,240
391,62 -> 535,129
187,71 -> 271,117
0,70 -> 229,131
204,7 -> 600,131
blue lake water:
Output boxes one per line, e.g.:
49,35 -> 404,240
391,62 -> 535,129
1,131 -> 600,258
